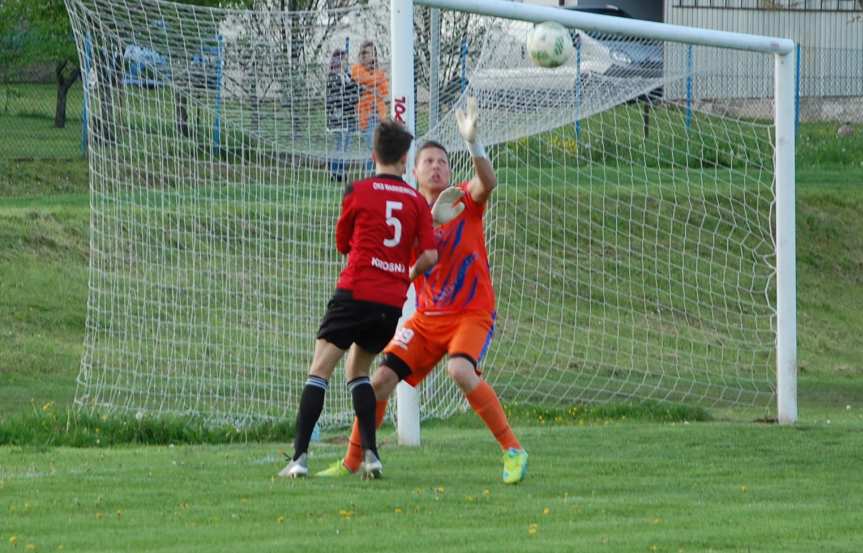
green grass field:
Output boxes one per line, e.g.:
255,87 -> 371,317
2,414 -> 863,552
2,87 -> 863,550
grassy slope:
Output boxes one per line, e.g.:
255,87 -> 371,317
1,157 -> 862,419
0,160 -> 90,414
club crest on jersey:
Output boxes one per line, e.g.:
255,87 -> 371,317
393,327 -> 414,349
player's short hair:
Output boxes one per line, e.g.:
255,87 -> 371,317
415,140 -> 449,163
373,119 -> 414,165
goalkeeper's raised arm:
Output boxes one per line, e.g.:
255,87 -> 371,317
457,96 -> 497,205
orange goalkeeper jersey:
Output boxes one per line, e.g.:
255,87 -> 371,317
416,181 -> 495,315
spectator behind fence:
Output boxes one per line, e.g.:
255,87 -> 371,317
326,48 -> 361,182
351,41 -> 389,172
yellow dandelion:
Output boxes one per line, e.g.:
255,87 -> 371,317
9,535 -> 18,546
434,486 -> 445,494
650,545 -> 658,552
543,507 -> 550,515
25,545 -> 36,552
339,510 -> 353,519
394,507 -> 402,513
482,489 -> 491,497
276,516 -> 286,524
528,523 -> 538,536
740,485 -> 748,493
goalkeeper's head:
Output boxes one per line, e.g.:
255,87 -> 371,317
372,119 -> 414,175
414,140 -> 451,197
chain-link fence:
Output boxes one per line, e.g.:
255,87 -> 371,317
1,34 -> 862,161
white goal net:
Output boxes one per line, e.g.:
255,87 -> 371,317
65,0 -> 787,426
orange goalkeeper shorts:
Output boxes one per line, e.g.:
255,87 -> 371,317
383,310 -> 495,387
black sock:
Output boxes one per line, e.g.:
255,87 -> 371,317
349,376 -> 377,457
292,375 -> 328,460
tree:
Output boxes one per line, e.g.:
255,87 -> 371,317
0,0 -> 253,130
219,0 -> 362,139
0,0 -> 80,128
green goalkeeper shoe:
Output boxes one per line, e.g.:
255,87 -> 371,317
315,461 -> 353,478
502,448 -> 528,485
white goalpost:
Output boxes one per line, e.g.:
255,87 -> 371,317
64,0 -> 796,432
391,0 -> 797,442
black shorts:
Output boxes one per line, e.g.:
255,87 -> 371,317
316,289 -> 403,354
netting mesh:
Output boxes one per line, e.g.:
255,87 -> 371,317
66,0 -> 778,426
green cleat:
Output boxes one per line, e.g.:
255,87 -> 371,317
315,461 -> 354,478
502,448 -> 528,484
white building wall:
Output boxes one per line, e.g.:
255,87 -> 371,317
666,5 -> 863,98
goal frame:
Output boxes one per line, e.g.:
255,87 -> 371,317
391,0 -> 798,444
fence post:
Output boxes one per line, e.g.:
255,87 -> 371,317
574,34 -> 581,138
795,43 -> 801,133
81,34 -> 93,156
212,35 -> 224,154
460,38 -> 468,94
686,44 -> 693,129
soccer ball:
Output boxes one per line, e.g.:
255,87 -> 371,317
526,21 -> 574,68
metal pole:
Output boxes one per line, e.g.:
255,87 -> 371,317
795,43 -> 801,133
392,0 -> 421,446
686,44 -> 692,129
574,35 -> 581,137
429,7 -> 441,129
212,35 -> 224,154
82,34 -> 92,156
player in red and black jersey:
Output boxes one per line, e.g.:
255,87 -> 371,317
279,120 -> 437,479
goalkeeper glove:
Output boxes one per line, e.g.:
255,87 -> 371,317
456,96 -> 487,159
431,187 -> 465,225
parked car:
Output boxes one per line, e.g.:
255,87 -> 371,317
566,6 -> 664,86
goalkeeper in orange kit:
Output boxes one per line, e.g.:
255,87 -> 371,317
318,97 -> 528,484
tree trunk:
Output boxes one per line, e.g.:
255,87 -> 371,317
176,92 -> 189,138
54,60 -> 81,129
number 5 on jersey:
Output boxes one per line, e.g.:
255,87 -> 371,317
384,200 -> 403,247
